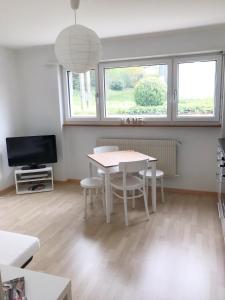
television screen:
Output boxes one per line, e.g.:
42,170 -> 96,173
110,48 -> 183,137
6,135 -> 57,167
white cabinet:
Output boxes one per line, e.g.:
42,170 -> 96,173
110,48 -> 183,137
14,166 -> 54,195
217,142 -> 225,243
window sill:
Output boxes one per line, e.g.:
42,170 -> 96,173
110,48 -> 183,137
63,121 -> 221,128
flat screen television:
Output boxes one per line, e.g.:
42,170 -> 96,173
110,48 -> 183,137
6,135 -> 57,169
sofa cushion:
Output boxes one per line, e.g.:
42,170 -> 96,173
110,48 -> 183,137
0,230 -> 40,267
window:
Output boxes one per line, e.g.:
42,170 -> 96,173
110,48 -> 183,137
102,63 -> 169,119
66,70 -> 99,119
173,55 -> 222,121
63,53 -> 222,125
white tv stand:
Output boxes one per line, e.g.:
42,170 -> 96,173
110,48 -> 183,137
15,166 -> 54,195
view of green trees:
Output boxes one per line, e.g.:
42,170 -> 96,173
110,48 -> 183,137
107,65 -> 167,116
134,77 -> 166,106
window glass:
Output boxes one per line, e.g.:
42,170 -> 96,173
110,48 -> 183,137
68,70 -> 97,117
177,61 -> 216,117
104,65 -> 168,118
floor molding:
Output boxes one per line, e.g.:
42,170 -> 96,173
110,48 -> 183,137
56,179 -> 217,196
66,179 -> 81,184
0,181 -> 216,197
164,187 -> 217,196
55,179 -> 81,185
0,185 -> 15,196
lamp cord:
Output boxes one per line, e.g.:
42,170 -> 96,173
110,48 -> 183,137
74,9 -> 77,24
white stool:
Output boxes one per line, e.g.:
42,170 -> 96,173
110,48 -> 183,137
139,169 -> 165,203
80,177 -> 104,219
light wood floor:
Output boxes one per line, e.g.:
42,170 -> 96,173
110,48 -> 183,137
0,184 -> 225,300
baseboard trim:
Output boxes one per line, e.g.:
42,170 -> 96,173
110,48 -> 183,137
164,187 -> 217,196
0,182 -> 217,197
0,185 -> 15,196
55,179 -> 81,185
66,179 -> 81,184
56,179 -> 217,196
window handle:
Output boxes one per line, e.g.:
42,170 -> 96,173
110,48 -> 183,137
173,90 -> 177,102
95,92 -> 99,103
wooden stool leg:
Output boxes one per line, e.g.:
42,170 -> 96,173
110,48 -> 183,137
146,178 -> 149,204
132,190 -> 135,209
143,188 -> 150,220
84,189 -> 88,219
161,177 -> 165,203
90,189 -> 94,205
123,191 -> 129,226
102,187 -> 105,213
110,186 -> 114,213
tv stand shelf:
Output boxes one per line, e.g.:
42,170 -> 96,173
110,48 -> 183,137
15,166 -> 54,195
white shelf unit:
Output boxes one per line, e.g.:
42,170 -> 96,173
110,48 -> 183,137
15,166 -> 54,195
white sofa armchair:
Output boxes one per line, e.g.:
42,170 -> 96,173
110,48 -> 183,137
0,230 -> 40,268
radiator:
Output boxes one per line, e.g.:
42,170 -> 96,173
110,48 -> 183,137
96,138 -> 177,176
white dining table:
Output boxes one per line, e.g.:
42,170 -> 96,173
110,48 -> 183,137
87,150 -> 157,224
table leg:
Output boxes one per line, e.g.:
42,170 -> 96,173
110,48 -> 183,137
151,161 -> 157,212
105,169 -> 111,224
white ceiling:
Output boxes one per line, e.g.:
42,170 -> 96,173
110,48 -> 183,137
0,0 -> 225,48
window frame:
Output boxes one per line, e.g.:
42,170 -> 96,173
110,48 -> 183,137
62,52 -> 223,126
62,69 -> 101,122
98,58 -> 173,122
172,54 -> 222,122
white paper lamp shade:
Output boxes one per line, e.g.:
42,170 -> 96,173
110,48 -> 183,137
55,24 -> 102,73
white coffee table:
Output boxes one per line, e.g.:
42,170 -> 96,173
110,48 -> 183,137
0,264 -> 72,300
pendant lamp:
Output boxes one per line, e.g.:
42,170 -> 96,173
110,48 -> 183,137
55,0 -> 102,73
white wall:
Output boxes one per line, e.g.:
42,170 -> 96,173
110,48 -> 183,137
65,126 -> 219,191
16,24 -> 225,192
16,46 -> 67,181
101,24 -> 225,60
0,47 -> 24,190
